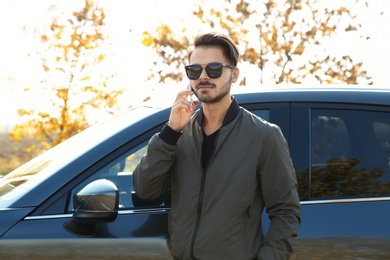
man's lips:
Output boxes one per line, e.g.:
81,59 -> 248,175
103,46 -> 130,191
198,85 -> 213,89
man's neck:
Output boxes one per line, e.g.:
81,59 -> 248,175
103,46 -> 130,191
202,96 -> 232,135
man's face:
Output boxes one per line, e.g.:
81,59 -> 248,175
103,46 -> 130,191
189,46 -> 238,104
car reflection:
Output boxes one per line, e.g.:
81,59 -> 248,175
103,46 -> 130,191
297,157 -> 390,201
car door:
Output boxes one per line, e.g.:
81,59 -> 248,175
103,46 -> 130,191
290,102 -> 390,257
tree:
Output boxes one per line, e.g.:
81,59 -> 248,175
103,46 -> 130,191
10,0 -> 123,150
141,0 -> 373,85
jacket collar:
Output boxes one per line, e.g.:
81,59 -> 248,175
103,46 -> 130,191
197,96 -> 240,128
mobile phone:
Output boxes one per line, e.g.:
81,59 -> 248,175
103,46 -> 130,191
188,82 -> 194,106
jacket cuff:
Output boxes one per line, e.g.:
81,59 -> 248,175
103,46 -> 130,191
159,123 -> 182,145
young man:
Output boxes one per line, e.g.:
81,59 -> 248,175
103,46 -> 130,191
133,32 -> 301,259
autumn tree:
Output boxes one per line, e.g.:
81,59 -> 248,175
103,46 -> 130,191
10,0 -> 123,151
142,0 -> 373,85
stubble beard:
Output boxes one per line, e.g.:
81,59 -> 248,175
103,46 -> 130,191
196,77 -> 232,104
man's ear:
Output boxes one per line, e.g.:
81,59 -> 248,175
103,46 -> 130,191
232,67 -> 240,83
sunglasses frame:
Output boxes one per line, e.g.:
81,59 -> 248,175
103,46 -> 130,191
185,62 -> 235,80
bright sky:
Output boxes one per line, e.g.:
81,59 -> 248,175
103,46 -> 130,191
0,0 -> 389,130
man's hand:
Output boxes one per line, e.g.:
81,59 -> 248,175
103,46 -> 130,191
168,90 -> 197,132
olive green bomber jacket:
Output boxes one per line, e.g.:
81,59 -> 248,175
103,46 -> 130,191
133,98 -> 301,260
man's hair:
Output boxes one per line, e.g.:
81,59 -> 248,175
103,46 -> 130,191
188,32 -> 239,66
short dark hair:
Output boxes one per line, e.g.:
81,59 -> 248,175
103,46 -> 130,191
188,32 -> 239,66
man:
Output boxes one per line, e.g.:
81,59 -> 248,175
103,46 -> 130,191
133,32 -> 301,259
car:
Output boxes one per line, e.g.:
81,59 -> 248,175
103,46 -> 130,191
0,85 -> 389,258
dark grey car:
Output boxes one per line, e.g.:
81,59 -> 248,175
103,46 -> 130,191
0,86 -> 389,258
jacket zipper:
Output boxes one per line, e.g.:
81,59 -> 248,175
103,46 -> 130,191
190,168 -> 206,259
190,129 -> 220,259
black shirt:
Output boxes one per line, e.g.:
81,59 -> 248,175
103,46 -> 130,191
202,129 -> 219,169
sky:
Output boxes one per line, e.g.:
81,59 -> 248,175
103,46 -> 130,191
0,0 -> 389,131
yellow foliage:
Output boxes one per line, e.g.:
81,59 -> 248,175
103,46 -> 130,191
97,54 -> 105,61
295,44 -> 305,55
141,32 -> 154,47
243,48 -> 259,64
10,0 -> 124,154
157,24 -> 173,41
17,109 -> 31,117
40,35 -> 49,42
42,64 -> 50,72
10,124 -> 24,142
141,0 -> 372,85
56,88 -> 69,100
26,145 -> 37,153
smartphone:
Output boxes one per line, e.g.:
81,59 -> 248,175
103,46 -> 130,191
188,82 -> 194,106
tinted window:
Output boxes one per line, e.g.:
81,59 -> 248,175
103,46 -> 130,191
252,110 -> 270,121
68,142 -> 170,211
306,109 -> 390,200
373,122 -> 390,152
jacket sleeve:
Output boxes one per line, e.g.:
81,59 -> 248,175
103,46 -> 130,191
258,125 -> 301,259
133,124 -> 181,199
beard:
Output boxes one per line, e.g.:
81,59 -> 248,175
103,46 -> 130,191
195,76 -> 232,104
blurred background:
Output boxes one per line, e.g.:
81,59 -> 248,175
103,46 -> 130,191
1,0 -> 389,174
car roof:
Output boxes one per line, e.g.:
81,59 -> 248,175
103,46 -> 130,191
232,85 -> 390,106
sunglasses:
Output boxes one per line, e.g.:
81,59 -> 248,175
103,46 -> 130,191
185,62 -> 235,80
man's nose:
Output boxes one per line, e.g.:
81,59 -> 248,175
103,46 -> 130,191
199,67 -> 209,79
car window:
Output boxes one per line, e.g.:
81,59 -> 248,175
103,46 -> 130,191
252,110 -> 270,121
67,142 -> 170,212
373,122 -> 390,152
308,109 -> 390,200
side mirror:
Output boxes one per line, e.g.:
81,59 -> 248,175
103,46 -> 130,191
73,179 -> 119,223
64,179 -> 119,236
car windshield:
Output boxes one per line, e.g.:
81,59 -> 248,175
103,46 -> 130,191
0,106 -> 162,208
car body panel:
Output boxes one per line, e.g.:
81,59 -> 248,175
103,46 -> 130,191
299,199 -> 390,238
0,208 -> 33,236
3,211 -> 169,239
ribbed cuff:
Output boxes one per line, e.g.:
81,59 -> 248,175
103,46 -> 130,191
159,123 -> 182,145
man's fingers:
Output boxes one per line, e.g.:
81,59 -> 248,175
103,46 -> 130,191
175,90 -> 193,102
173,98 -> 193,113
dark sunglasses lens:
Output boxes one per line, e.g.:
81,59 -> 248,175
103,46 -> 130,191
206,63 -> 223,78
186,65 -> 202,80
